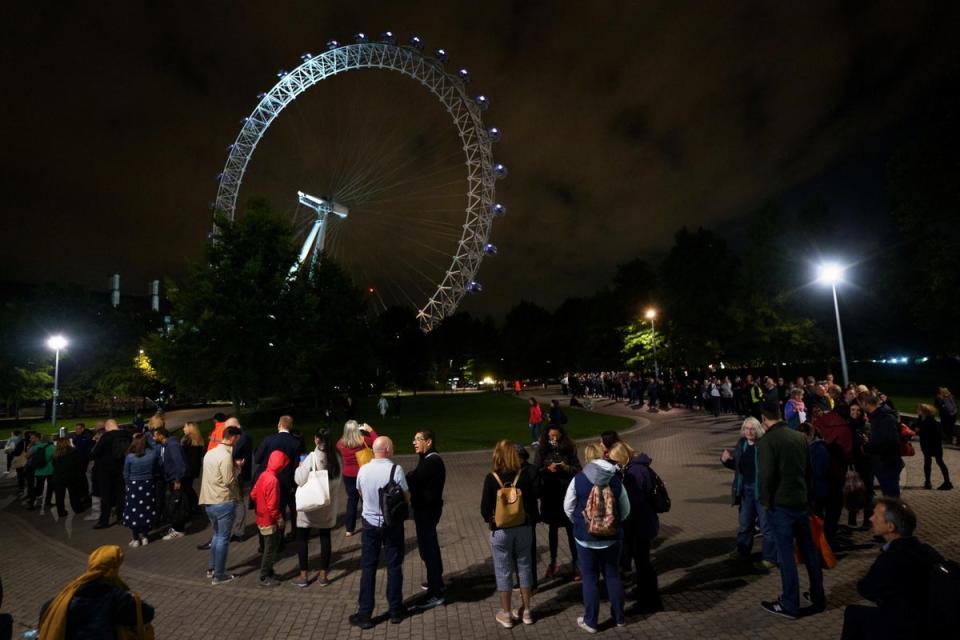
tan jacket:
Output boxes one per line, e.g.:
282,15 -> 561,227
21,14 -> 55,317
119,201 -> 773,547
199,443 -> 240,505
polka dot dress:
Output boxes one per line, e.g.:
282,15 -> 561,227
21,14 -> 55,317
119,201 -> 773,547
123,478 -> 157,530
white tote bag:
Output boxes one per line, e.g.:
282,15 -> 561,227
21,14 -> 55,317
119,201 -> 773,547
296,467 -> 331,512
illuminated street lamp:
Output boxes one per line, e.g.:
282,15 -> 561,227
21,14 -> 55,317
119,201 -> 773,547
46,335 -> 68,433
645,308 -> 659,380
817,263 -> 849,386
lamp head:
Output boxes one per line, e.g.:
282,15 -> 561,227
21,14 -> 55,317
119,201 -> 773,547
47,335 -> 68,351
817,263 -> 845,285
645,309 -> 657,320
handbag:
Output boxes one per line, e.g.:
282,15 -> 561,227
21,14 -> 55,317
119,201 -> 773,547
842,466 -> 868,511
12,452 -> 27,469
295,454 -> 330,512
116,592 -> 155,640
355,442 -> 374,467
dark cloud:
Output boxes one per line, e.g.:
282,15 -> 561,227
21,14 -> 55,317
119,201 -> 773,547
2,1 -> 958,317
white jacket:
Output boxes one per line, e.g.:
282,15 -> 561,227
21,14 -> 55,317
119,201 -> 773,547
295,448 -> 342,529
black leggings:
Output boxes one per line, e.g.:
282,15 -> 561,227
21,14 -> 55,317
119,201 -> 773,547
548,522 -> 577,567
297,527 -> 331,572
923,453 -> 950,484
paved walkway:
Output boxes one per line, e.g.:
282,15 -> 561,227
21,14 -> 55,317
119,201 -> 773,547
1,394 -> 958,639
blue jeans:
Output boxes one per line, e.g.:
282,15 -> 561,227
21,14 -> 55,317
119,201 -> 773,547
737,483 -> 777,562
578,542 -> 625,628
358,520 -> 405,616
874,462 -> 902,497
343,475 -> 359,533
205,502 -> 236,580
767,506 -> 825,614
414,508 -> 444,597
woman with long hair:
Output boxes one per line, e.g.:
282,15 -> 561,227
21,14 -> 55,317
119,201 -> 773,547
535,424 -> 581,581
293,427 -> 343,587
180,422 -> 205,513
916,404 -> 952,490
38,545 -> 155,639
480,439 -> 538,628
51,437 -> 84,517
122,434 -> 160,548
336,419 -> 377,536
527,398 -> 543,446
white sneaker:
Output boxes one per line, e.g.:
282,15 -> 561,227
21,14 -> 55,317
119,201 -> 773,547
140,536 -> 149,546
162,529 -> 185,541
128,539 -> 141,548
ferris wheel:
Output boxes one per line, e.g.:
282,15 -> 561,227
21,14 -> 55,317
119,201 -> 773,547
212,31 -> 507,331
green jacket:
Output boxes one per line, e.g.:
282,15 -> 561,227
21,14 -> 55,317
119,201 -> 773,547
32,442 -> 54,477
758,421 -> 811,509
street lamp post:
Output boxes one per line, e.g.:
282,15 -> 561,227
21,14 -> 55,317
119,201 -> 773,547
645,308 -> 659,380
817,263 -> 849,386
46,335 -> 68,433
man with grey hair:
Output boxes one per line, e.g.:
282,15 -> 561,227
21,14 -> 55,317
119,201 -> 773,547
841,497 -> 947,640
350,436 -> 411,630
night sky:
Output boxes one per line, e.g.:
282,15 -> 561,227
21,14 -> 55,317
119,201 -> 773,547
3,1 -> 958,317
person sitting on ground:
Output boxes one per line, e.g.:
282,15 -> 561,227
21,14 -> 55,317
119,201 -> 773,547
38,544 -> 155,639
564,443 -> 631,633
841,497 -> 946,640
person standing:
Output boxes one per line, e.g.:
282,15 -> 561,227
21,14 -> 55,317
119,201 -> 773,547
535,425 -> 581,581
406,430 -> 446,609
90,419 -> 132,529
180,423 -> 205,517
564,443 -> 631,633
51,437 -> 84,517
758,404 -> 826,619
862,394 -> 903,498
250,450 -> 289,587
292,428 -> 342,588
154,427 -> 189,540
122,435 -> 160,548
206,413 -> 228,452
26,435 -> 54,512
227,417 -> 253,541
336,420 -> 377,537
71,423 -> 93,508
934,387 -> 958,445
915,404 -> 952,490
252,416 -> 303,541
528,398 -> 544,446
349,436 -> 410,630
199,425 -> 242,585
378,396 -> 389,421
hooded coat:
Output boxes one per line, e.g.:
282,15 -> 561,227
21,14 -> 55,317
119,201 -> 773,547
564,459 -> 631,545
250,450 -> 289,527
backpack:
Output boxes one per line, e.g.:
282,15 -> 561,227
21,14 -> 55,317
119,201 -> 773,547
378,464 -> 408,527
583,482 -> 618,536
647,466 -> 671,513
927,559 -> 960,634
491,472 -> 526,528
27,443 -> 50,472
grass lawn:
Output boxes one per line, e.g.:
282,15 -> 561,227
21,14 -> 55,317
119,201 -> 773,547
219,393 -> 633,453
1,415 -> 136,440
888,396 -> 933,416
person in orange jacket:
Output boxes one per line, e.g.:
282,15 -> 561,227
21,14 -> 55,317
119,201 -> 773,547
207,413 -> 228,452
250,450 -> 289,586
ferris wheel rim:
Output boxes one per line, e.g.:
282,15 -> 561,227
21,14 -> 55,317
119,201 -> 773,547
212,40 -> 502,331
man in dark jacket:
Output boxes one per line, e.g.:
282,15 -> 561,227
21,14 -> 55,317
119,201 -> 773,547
154,427 -> 189,538
406,430 -> 446,609
757,404 -> 826,620
90,420 -> 132,529
841,497 -> 945,640
253,415 -> 304,539
863,395 -> 903,498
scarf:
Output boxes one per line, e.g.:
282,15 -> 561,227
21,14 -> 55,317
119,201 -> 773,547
38,545 -> 129,640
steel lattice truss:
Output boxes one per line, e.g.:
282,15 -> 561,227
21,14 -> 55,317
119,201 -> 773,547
212,41 -> 502,332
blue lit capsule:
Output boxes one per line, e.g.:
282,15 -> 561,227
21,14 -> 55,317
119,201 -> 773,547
381,31 -> 397,45
409,35 -> 424,50
487,126 -> 501,141
300,52 -> 313,61
475,95 -> 490,110
326,39 -> 340,50
484,243 -> 498,255
494,163 -> 509,178
256,92 -> 266,99
457,68 -> 470,82
467,281 -> 483,293
215,172 -> 224,181
435,48 -> 448,63
276,70 -> 287,78
355,32 -> 368,43
492,203 -> 507,216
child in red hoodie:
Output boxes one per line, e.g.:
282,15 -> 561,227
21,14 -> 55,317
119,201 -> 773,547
250,449 -> 289,586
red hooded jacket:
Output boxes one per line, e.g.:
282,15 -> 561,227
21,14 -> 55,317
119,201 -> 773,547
250,450 -> 289,527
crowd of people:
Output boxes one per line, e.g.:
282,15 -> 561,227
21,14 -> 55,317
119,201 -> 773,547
5,373 -> 958,637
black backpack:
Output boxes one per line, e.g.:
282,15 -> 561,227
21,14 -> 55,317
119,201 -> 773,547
27,443 -> 49,472
647,466 -> 671,514
927,559 -> 960,634
379,464 -> 408,527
